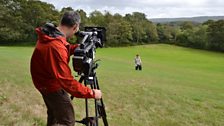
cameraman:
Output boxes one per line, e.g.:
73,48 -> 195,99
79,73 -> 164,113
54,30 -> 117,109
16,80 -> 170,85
30,11 -> 102,126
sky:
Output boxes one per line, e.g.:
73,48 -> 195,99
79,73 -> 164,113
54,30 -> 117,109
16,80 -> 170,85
40,0 -> 224,18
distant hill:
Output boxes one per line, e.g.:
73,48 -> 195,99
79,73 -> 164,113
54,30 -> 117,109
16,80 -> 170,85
150,16 -> 224,23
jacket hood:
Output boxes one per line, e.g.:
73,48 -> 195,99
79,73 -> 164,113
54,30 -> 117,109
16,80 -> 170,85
35,23 -> 66,43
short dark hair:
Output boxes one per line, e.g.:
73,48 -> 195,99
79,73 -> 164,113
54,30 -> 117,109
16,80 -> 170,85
60,11 -> 81,27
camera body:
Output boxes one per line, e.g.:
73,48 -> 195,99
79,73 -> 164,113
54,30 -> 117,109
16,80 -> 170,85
72,27 -> 106,76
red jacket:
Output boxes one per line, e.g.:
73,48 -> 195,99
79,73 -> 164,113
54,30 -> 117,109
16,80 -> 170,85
30,26 -> 94,98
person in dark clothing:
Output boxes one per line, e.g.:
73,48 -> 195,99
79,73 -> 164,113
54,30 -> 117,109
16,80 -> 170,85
30,11 -> 102,126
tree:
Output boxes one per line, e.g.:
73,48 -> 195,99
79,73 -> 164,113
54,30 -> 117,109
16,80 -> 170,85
157,24 -> 174,42
21,0 -> 59,41
0,0 -> 27,43
89,11 -> 106,27
76,9 -> 88,30
186,25 -> 208,48
180,21 -> 194,31
107,14 -> 133,46
125,12 -> 151,43
207,20 -> 224,51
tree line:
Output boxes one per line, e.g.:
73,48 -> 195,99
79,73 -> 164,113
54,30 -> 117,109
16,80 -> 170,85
0,0 -> 224,52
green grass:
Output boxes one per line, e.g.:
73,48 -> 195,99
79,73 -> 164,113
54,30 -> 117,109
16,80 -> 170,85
0,44 -> 224,126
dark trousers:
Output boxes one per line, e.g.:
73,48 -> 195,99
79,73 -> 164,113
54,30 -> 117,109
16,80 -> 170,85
41,89 -> 75,126
135,65 -> 142,70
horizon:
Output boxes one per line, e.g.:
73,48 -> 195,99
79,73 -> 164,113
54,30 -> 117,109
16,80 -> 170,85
149,15 -> 224,19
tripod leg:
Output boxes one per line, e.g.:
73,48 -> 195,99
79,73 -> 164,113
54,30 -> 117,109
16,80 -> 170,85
84,79 -> 89,126
72,76 -> 104,126
94,77 -> 109,126
91,80 -> 99,126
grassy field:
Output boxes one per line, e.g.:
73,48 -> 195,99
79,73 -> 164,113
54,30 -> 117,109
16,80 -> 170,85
0,44 -> 224,126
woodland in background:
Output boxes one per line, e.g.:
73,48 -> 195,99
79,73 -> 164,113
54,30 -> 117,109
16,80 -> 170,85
1,0 -> 224,52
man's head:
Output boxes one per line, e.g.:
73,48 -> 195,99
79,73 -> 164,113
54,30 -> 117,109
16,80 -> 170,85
60,11 -> 81,38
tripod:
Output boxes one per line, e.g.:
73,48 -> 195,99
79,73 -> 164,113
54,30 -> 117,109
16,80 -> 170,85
71,63 -> 108,126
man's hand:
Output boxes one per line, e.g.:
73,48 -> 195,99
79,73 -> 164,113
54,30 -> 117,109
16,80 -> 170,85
92,89 -> 102,99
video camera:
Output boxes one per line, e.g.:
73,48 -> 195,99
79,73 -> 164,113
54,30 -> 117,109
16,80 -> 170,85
72,27 -> 106,76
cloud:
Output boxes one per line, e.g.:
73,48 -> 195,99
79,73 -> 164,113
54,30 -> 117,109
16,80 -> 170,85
40,0 -> 224,18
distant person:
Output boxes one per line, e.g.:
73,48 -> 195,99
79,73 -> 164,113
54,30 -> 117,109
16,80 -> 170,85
30,11 -> 102,126
134,54 -> 142,70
